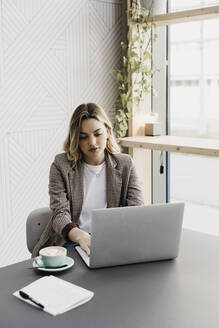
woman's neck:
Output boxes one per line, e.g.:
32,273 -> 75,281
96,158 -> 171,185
83,157 -> 105,166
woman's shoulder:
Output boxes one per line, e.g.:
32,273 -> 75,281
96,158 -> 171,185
112,152 -> 132,161
52,152 -> 73,170
54,152 -> 68,162
109,152 -> 133,167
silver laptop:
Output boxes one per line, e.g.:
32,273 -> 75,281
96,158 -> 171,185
75,202 -> 185,269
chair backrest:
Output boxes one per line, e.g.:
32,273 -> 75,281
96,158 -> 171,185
26,207 -> 52,253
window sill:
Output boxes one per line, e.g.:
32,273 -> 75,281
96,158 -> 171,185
119,135 -> 219,157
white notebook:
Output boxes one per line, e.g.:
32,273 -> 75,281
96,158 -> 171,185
13,275 -> 94,316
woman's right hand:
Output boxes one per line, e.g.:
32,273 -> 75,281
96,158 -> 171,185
68,227 -> 91,256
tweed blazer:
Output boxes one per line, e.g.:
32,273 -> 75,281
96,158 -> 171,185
32,151 -> 144,257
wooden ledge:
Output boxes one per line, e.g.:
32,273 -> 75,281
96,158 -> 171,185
119,135 -> 219,157
135,6 -> 219,27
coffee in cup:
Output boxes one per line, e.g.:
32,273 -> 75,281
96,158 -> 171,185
39,246 -> 67,267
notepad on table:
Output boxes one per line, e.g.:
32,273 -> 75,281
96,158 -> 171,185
13,275 -> 94,316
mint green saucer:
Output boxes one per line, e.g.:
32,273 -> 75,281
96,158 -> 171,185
33,256 -> 74,272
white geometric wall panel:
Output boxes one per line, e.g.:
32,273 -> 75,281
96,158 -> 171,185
0,0 -> 124,267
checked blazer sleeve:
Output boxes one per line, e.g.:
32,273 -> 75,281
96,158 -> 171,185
49,162 -> 73,237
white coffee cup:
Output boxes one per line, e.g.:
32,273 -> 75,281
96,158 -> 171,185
39,246 -> 67,267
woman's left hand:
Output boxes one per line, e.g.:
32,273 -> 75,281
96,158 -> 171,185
68,227 -> 91,255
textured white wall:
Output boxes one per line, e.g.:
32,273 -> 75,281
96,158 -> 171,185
0,0 -> 124,267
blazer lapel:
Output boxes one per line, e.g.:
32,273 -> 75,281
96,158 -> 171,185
68,161 -> 84,222
106,153 -> 122,208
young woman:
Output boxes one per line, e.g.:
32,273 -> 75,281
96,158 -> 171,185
32,103 -> 144,257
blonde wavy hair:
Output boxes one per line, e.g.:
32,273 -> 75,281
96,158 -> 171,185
63,103 -> 120,162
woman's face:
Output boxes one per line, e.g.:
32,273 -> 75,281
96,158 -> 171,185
79,118 -> 109,165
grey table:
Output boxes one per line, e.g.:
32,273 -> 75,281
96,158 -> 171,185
0,229 -> 218,328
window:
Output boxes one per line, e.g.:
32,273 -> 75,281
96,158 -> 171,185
169,0 -> 219,236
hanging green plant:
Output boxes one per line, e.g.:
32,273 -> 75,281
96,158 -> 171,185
114,0 -> 158,138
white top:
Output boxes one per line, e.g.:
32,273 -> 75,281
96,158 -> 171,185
78,162 -> 107,233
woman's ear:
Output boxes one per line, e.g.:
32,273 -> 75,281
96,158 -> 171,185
105,125 -> 111,139
106,126 -> 110,139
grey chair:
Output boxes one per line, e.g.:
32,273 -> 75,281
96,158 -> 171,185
26,207 -> 52,253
